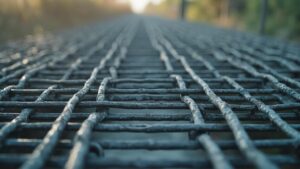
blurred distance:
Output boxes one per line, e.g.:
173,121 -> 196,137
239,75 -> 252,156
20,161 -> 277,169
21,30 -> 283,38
0,0 -> 299,44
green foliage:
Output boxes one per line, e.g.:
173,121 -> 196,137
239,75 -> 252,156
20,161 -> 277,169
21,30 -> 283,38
242,0 -> 300,40
187,0 -> 227,23
0,0 -> 130,43
155,0 -> 300,41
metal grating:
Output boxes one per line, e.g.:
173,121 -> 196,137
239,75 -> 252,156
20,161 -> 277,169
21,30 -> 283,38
0,16 -> 299,169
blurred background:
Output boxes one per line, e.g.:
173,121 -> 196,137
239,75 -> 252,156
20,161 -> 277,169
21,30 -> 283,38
0,0 -> 299,44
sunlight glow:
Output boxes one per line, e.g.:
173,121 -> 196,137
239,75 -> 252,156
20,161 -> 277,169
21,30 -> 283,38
117,0 -> 162,13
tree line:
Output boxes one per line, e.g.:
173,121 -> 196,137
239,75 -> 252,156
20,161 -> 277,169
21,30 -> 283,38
146,0 -> 300,41
0,0 -> 130,43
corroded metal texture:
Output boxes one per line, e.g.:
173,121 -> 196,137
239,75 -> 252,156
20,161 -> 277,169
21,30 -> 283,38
0,16 -> 299,169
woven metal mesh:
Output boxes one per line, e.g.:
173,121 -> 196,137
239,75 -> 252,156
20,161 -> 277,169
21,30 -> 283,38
0,16 -> 299,169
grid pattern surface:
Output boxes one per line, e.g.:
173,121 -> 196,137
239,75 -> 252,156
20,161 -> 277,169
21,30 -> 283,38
0,16 -> 299,169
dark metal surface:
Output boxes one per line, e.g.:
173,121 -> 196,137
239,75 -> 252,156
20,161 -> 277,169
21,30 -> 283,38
0,16 -> 299,169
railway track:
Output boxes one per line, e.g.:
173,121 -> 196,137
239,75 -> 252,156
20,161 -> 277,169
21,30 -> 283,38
0,16 -> 299,169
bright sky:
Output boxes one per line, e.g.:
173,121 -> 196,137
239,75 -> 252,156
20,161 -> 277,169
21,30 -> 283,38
117,0 -> 162,13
